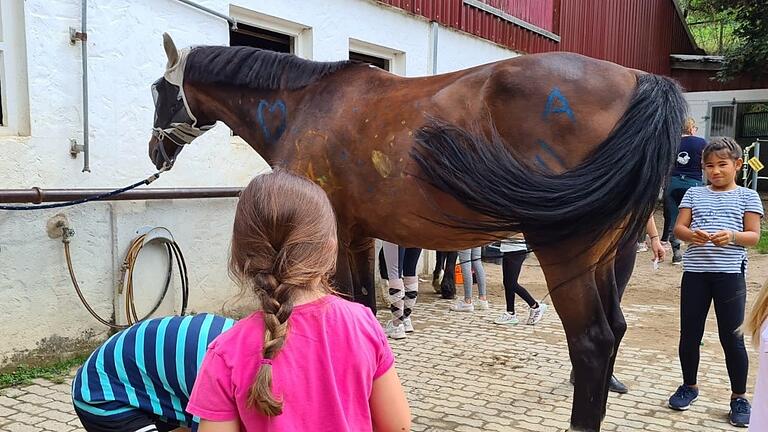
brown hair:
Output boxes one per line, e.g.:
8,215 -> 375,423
229,168 -> 338,416
703,136 -> 742,162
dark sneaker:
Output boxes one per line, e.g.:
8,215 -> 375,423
609,375 -> 628,394
729,397 -> 750,427
672,249 -> 683,265
668,385 -> 699,411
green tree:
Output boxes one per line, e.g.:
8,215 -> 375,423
680,0 -> 768,81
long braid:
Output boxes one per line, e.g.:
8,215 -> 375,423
247,270 -> 295,415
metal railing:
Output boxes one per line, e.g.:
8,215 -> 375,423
742,139 -> 768,190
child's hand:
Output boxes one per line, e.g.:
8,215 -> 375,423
709,230 -> 733,247
691,229 -> 710,245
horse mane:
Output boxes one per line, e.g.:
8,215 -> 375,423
184,45 -> 358,90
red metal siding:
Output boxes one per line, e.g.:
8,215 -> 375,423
671,69 -> 768,92
376,0 -> 698,75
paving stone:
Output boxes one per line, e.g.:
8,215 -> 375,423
0,275 -> 760,432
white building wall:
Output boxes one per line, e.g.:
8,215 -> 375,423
0,0 -> 517,366
684,88 -> 768,139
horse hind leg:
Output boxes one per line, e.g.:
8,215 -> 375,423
536,247 -> 614,432
594,258 -> 627,420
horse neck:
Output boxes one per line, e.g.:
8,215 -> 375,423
186,82 -> 298,161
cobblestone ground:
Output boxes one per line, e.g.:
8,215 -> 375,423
0,257 -> 763,431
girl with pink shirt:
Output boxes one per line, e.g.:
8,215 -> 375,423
186,169 -> 411,432
744,279 -> 768,431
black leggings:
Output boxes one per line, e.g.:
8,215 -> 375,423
679,271 -> 748,394
502,251 -> 537,314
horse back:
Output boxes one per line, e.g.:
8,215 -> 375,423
475,52 -> 639,172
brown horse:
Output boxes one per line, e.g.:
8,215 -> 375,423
148,34 -> 685,431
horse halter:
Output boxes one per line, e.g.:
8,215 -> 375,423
151,77 -> 213,167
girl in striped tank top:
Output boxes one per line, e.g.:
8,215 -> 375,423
667,137 -> 764,428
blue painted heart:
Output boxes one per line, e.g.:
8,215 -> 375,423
256,99 -> 288,143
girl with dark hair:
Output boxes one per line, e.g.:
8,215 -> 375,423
667,137 -> 763,428
187,169 -> 410,432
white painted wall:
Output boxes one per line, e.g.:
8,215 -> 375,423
684,88 -> 768,139
0,0 -> 518,365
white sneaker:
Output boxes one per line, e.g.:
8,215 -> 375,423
403,317 -> 414,333
385,320 -> 406,340
527,303 -> 548,325
475,299 -> 490,310
636,242 -> 648,253
494,311 -> 519,325
450,299 -> 474,312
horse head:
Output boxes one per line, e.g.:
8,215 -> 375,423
148,33 -> 214,170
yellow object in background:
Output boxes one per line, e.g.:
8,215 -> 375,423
748,157 -> 764,172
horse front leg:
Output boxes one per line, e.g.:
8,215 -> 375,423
439,251 -> 458,299
333,230 -> 356,303
536,248 -> 614,432
349,235 -> 376,314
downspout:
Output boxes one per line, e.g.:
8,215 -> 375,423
80,0 -> 90,173
425,21 -> 439,276
69,0 -> 90,172
430,21 -> 439,75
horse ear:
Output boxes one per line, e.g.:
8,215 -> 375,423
163,32 -> 180,69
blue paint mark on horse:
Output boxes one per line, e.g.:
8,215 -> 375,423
535,155 -> 550,171
257,99 -> 288,143
543,88 -> 575,122
536,139 -> 566,168
339,148 -> 349,161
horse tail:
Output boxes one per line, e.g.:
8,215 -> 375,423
411,73 -> 687,247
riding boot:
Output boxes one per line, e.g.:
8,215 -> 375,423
609,375 -> 628,394
570,370 -> 628,394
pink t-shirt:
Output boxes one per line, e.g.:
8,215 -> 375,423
186,295 -> 394,432
749,322 -> 768,431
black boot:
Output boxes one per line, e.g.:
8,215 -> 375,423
609,375 -> 628,394
569,371 -> 628,394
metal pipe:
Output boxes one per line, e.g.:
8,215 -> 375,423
81,0 -> 90,172
753,140 -> 761,190
175,0 -> 237,29
0,187 -> 241,204
430,21 -> 439,75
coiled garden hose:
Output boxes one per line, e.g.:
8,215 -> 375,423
62,226 -> 189,329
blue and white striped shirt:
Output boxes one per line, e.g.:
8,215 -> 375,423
72,314 -> 235,429
680,186 -> 764,273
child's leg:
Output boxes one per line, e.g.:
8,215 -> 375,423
470,247 -> 486,300
679,271 -> 713,387
74,405 -> 176,432
503,251 -> 537,309
711,272 -> 748,397
661,184 -> 675,242
458,249 -> 473,301
402,248 -> 422,320
383,241 -> 405,324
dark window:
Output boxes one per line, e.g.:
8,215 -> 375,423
230,23 -> 293,53
0,79 -> 4,126
349,51 -> 390,71
738,103 -> 768,139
